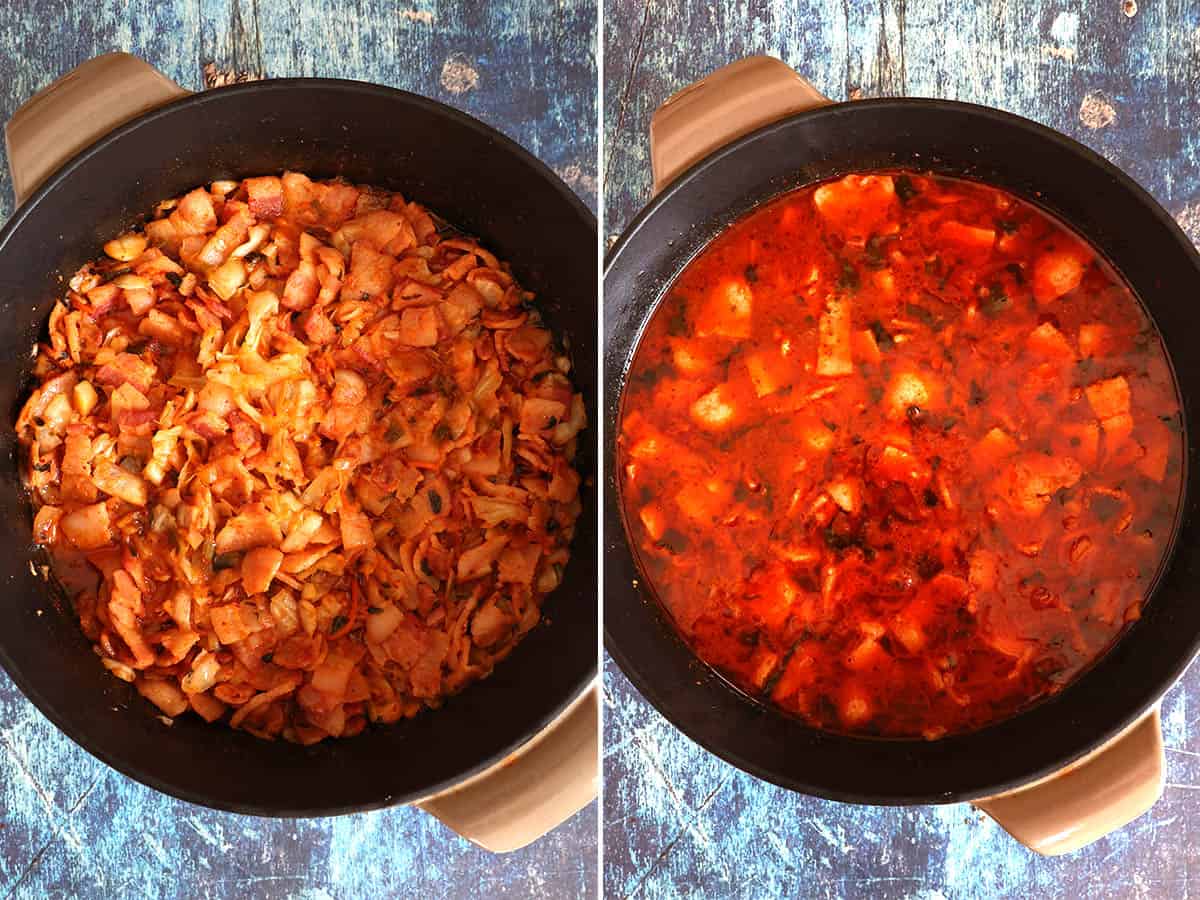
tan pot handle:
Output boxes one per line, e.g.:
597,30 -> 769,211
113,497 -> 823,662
647,53 -> 1167,856
417,684 -> 599,852
973,706 -> 1163,855
649,55 -> 832,196
5,51 -> 190,205
5,52 -> 600,852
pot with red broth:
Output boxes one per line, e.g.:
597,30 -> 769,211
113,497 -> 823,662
617,171 -> 1183,740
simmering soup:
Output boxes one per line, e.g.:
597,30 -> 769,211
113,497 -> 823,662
618,171 -> 1182,739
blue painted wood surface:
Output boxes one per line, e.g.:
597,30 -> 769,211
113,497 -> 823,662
0,2 -> 597,897
603,1 -> 1200,896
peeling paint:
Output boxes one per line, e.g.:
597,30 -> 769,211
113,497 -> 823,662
1049,12 -> 1080,51
400,9 -> 435,24
558,163 -> 600,198
1041,45 -> 1077,62
1041,11 -> 1080,63
1080,91 -> 1118,129
1175,202 -> 1200,247
201,62 -> 261,88
441,54 -> 481,94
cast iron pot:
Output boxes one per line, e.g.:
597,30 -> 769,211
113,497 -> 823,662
604,56 -> 1200,855
0,54 -> 597,846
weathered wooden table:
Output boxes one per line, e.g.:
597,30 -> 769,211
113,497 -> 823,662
0,3 -> 597,898
604,1 -> 1200,897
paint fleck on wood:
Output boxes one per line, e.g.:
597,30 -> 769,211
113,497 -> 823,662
0,2 -> 597,897
441,54 -> 481,94
1043,11 -> 1080,62
401,9 -> 436,25
604,1 -> 1200,897
1176,202 -> 1200,245
1080,90 -> 1118,129
202,62 -> 261,88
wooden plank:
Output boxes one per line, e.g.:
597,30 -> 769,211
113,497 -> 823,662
0,1 -> 597,217
604,0 -> 1200,241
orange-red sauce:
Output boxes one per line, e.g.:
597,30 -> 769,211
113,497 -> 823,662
618,172 -> 1183,739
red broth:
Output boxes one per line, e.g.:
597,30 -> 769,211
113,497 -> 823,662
617,172 -> 1183,739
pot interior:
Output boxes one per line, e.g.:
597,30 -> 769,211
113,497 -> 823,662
604,98 -> 1200,804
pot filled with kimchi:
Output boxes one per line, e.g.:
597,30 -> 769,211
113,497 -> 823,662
0,53 -> 597,848
604,56 -> 1200,855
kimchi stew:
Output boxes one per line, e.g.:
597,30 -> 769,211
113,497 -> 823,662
618,171 -> 1182,739
17,173 -> 585,744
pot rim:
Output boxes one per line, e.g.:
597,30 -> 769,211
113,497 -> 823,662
0,75 -> 598,816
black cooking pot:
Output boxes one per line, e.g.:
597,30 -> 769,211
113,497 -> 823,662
604,57 -> 1200,843
0,54 -> 597,827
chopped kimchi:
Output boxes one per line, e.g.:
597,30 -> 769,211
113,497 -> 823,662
18,173 -> 585,743
618,171 -> 1182,739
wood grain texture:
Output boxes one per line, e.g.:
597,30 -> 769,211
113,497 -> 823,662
603,1 -> 1200,897
0,2 -> 597,898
